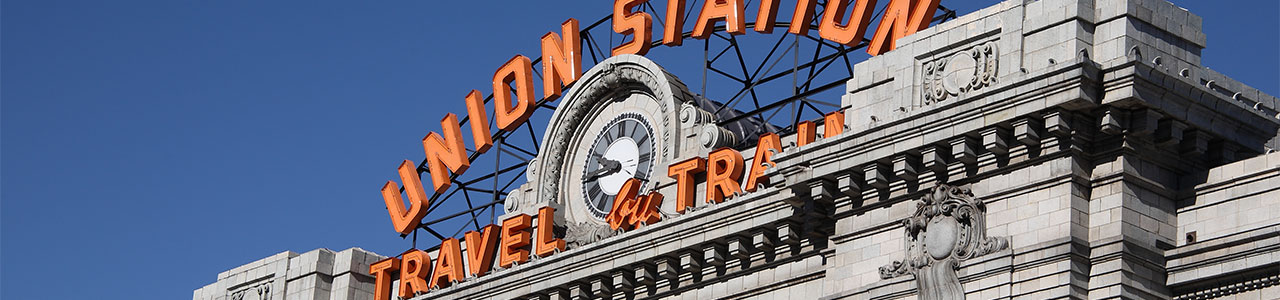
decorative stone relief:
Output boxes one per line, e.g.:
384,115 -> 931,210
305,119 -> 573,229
680,102 -> 714,128
229,280 -> 273,300
524,158 -> 538,182
879,184 -> 1008,300
699,123 -> 738,150
563,221 -> 616,247
504,189 -> 524,214
923,41 -> 998,104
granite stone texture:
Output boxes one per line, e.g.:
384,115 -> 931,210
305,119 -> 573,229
193,248 -> 384,300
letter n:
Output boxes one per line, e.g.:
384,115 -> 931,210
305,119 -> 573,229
867,0 -> 940,55
541,19 -> 582,100
381,160 -> 430,234
422,113 -> 470,194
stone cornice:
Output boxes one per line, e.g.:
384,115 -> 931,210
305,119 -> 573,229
413,181 -> 802,299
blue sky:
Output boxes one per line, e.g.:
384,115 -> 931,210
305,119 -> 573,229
2,1 -> 1276,299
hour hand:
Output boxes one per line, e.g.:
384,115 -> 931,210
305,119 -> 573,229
584,157 -> 621,181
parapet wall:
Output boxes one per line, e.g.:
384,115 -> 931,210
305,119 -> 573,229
192,248 -> 384,300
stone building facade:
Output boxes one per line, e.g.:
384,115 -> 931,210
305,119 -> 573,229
192,248 -> 385,300
195,0 -> 1279,299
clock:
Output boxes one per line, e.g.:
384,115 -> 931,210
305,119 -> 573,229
579,112 -> 656,219
562,91 -> 668,222
515,54 -> 705,238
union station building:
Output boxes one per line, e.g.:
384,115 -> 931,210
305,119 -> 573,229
195,0 -> 1280,299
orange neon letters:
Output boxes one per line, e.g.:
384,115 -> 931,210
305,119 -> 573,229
463,90 -> 493,153
429,238 -> 465,289
667,157 -> 706,213
612,0 -> 653,56
464,224 -> 501,277
607,178 -> 664,230
796,120 -> 817,147
663,0 -> 687,46
754,0 -> 780,33
868,0 -> 940,55
541,19 -> 582,100
637,192 -> 663,225
824,110 -> 845,138
692,0 -> 746,39
819,0 -> 877,46
607,178 -> 643,230
422,113 -> 471,194
399,250 -> 432,298
789,0 -> 820,35
706,148 -> 745,203
493,56 -> 537,132
744,133 -> 781,192
612,192 -> 664,230
535,206 -> 566,257
380,160 -> 430,234
498,214 -> 532,268
369,257 -> 400,300
381,0 -> 941,235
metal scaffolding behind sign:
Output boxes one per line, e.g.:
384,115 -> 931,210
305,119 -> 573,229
402,0 -> 958,250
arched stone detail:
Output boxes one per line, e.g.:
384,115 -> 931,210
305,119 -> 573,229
526,55 -> 695,239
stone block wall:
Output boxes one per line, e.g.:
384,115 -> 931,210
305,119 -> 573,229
1167,153 -> 1280,300
193,248 -> 384,300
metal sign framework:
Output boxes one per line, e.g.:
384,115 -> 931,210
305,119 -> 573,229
402,0 -> 958,249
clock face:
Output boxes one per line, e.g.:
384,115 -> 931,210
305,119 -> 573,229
579,113 -> 656,219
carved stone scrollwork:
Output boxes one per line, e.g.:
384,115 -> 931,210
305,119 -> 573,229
563,221 -> 617,248
229,280 -> 273,300
504,190 -> 523,214
879,184 -> 1009,300
524,158 -> 538,182
923,41 -> 999,104
699,123 -> 738,150
680,102 -> 714,128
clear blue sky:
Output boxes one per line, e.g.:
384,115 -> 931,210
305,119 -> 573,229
2,1 -> 1276,299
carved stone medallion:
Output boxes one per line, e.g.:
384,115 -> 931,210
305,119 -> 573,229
880,184 -> 1009,300
923,41 -> 998,104
229,279 -> 272,300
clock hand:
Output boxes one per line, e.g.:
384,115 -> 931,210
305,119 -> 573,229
584,164 -> 616,181
584,157 -> 622,181
598,157 -> 622,172
584,167 -> 609,181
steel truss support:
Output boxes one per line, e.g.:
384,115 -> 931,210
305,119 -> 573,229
395,1 -> 957,250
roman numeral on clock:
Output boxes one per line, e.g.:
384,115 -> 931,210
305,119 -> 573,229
587,182 -> 602,196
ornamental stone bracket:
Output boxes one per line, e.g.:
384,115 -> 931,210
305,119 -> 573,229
879,184 -> 1009,300
781,165 -> 839,240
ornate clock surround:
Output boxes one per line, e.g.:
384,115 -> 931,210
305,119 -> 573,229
511,55 -> 697,227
